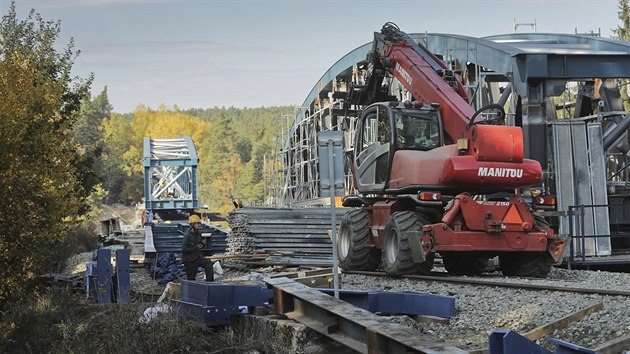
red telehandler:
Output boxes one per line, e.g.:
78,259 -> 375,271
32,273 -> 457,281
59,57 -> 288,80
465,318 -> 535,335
337,23 -> 567,278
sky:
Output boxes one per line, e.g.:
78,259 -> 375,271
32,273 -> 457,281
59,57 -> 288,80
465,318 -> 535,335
5,0 -> 625,113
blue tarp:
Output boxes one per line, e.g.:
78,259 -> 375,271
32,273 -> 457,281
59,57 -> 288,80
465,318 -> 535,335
151,252 -> 186,284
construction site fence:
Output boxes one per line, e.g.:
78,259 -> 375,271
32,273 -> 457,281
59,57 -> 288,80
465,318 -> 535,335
567,203 -> 630,267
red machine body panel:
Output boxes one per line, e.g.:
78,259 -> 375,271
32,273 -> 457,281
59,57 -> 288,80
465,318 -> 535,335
440,156 -> 542,188
388,145 -> 541,191
468,125 -> 524,163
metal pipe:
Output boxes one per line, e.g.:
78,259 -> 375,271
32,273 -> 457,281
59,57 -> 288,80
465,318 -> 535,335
603,114 -> 630,150
568,206 -> 573,270
580,204 -> 586,264
328,139 -> 340,299
497,83 -> 512,107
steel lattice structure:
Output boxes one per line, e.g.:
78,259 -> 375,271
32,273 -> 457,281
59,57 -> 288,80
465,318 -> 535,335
143,136 -> 199,211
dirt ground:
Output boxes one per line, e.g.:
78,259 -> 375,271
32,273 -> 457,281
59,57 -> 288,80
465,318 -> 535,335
95,203 -> 145,231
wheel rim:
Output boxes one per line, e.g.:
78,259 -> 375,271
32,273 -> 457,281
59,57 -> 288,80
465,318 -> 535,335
338,225 -> 350,260
384,229 -> 399,264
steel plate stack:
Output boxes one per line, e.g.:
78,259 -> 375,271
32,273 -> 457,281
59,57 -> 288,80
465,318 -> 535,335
149,221 -> 228,254
227,207 -> 349,264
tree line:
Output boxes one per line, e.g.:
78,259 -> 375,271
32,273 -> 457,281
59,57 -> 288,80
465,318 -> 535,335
88,99 -> 291,214
0,3 -> 290,318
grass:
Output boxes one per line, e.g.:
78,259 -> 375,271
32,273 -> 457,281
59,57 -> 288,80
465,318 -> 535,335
1,203 -> 262,353
2,289 -> 260,354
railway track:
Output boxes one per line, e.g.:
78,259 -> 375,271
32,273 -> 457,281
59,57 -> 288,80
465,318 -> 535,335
343,270 -> 630,297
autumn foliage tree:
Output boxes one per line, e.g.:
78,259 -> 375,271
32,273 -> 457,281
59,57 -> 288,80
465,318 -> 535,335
613,0 -> 630,111
0,4 -> 92,310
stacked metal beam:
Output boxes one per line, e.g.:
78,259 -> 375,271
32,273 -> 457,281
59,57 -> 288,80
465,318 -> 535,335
226,207 -> 349,264
149,221 -> 228,254
151,222 -> 182,252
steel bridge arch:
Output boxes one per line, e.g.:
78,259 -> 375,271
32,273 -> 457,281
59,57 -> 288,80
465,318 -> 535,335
293,32 -> 630,132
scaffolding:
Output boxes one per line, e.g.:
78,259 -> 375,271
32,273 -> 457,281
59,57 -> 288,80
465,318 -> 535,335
263,100 -> 357,207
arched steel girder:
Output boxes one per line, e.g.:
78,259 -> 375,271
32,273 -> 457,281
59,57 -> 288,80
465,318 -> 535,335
423,33 -> 630,98
288,31 -> 630,158
291,32 -> 630,133
287,34 -> 426,150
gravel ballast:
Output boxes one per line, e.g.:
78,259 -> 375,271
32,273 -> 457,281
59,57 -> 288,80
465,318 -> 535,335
339,267 -> 630,352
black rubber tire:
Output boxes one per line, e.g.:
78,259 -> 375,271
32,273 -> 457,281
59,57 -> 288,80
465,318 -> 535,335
382,211 -> 433,276
499,252 -> 551,278
442,252 -> 489,275
337,209 -> 380,271
499,214 -> 554,278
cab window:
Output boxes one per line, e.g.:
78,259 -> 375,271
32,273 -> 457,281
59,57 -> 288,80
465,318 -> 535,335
394,112 -> 441,150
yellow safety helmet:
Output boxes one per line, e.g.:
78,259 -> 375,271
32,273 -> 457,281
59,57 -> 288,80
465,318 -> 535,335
189,215 -> 201,224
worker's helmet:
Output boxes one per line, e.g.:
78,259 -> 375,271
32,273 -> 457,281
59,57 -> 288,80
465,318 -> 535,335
189,215 -> 201,224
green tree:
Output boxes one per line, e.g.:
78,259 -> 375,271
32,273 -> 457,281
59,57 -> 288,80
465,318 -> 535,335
198,115 -> 242,212
0,3 -> 92,310
236,142 -> 269,205
613,0 -> 630,41
101,113 -> 134,203
71,87 -> 113,206
72,87 -> 112,152
185,106 -> 290,210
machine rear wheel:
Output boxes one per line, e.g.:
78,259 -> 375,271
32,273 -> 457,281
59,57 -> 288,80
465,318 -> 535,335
382,211 -> 433,276
499,252 -> 551,278
499,214 -> 554,278
442,252 -> 489,275
337,209 -> 380,271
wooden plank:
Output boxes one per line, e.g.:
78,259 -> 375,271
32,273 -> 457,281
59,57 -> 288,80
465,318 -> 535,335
269,268 -> 338,288
593,332 -> 630,354
270,268 -> 334,279
130,255 -> 145,263
412,315 -> 450,325
293,273 -> 337,288
523,302 -> 603,340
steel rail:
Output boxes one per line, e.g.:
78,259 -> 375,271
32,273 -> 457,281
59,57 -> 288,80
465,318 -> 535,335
344,270 -> 630,297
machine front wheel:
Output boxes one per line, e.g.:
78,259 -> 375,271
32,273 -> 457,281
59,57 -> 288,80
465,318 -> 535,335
337,209 -> 380,271
382,211 -> 433,276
